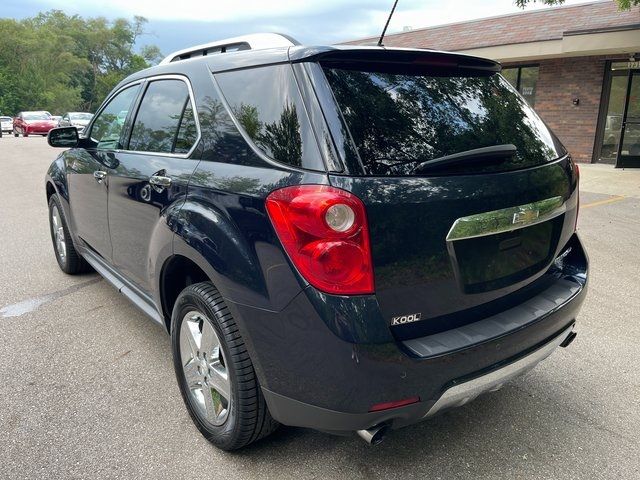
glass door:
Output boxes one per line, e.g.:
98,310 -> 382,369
597,62 -> 640,166
617,71 -> 640,168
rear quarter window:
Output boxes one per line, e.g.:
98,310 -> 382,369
215,64 -> 324,171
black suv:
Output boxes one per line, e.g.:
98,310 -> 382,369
46,33 -> 587,450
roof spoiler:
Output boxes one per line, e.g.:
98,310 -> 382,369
160,33 -> 300,64
289,46 -> 501,75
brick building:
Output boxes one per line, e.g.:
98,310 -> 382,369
347,1 -> 640,167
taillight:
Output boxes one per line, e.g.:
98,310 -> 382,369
265,185 -> 374,295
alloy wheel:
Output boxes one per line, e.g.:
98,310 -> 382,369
51,205 -> 66,263
180,311 -> 231,426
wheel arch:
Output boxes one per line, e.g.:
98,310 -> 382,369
159,254 -> 211,331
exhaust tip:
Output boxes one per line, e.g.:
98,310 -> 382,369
357,424 -> 390,445
560,331 -> 577,348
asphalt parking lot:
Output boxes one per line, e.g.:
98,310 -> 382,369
0,135 -> 639,479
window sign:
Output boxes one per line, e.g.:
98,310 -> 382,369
501,66 -> 539,106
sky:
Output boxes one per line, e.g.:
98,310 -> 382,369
3,0 -> 591,57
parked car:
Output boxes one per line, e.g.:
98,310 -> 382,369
45,34 -> 587,451
13,111 -> 56,137
58,112 -> 94,133
0,116 -> 13,134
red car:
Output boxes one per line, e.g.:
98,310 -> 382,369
13,111 -> 57,137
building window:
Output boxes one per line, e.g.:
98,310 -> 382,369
502,66 -> 539,106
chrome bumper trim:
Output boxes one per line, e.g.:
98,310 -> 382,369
424,325 -> 573,418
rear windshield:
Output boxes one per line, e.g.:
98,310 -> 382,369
323,68 -> 566,176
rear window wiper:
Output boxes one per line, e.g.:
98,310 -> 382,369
411,144 -> 517,174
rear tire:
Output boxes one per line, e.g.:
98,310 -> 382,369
171,282 -> 279,451
48,194 -> 92,274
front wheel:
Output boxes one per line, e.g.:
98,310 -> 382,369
13,129 -> 18,137
171,282 -> 278,450
48,194 -> 91,274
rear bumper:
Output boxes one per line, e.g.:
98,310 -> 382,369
227,234 -> 587,433
262,324 -> 574,432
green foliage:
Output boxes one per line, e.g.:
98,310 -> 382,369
0,10 -> 162,116
514,0 -> 638,8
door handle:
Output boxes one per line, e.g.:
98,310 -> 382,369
149,175 -> 172,193
93,170 -> 107,183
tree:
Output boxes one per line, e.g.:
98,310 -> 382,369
0,11 -> 162,115
515,0 -> 638,8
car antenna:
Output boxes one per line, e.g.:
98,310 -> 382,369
377,0 -> 399,46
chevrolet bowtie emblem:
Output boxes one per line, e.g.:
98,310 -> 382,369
512,209 -> 540,225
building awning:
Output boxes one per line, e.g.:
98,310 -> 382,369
459,24 -> 640,63
345,1 -> 640,63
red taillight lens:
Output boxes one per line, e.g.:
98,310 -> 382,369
369,396 -> 420,412
265,185 -> 374,295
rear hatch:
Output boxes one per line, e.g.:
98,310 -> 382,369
312,49 -> 579,337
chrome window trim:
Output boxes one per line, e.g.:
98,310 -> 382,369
88,74 -> 201,159
446,196 -> 567,242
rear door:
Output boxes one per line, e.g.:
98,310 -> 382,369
308,55 -> 579,334
67,84 -> 142,261
107,76 -> 201,296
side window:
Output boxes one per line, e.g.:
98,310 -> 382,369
90,85 -> 140,150
128,79 -> 198,154
215,64 -> 323,170
174,101 -> 198,154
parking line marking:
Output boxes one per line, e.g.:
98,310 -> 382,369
580,195 -> 625,209
0,277 -> 101,318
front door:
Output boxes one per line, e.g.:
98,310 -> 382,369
616,70 -> 640,168
107,77 -> 200,296
67,83 -> 142,260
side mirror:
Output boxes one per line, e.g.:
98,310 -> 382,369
48,126 -> 79,148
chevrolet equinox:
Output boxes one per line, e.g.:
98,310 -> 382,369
45,33 -> 588,450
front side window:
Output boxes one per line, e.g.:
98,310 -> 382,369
90,85 -> 141,150
215,64 -> 323,170
128,79 -> 198,154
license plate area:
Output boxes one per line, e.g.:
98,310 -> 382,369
452,218 -> 563,293
446,197 -> 566,294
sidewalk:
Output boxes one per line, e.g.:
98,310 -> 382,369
579,163 -> 640,198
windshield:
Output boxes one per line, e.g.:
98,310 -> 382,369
23,113 -> 51,121
0,117 -> 11,122
323,67 -> 566,175
70,113 -> 93,120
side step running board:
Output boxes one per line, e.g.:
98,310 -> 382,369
79,248 -> 165,327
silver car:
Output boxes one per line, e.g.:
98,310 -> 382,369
58,112 -> 94,133
0,116 -> 12,134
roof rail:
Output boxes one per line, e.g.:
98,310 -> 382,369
159,33 -> 300,64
